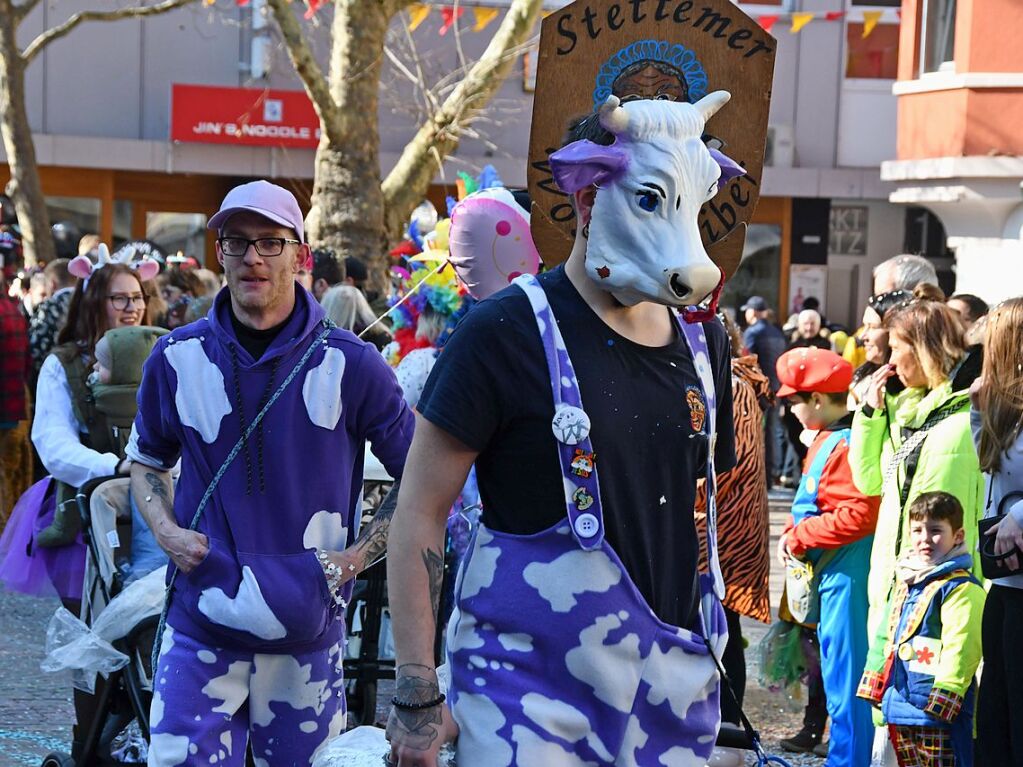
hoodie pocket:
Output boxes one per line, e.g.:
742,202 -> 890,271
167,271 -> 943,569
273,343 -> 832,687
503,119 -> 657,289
187,539 -> 331,644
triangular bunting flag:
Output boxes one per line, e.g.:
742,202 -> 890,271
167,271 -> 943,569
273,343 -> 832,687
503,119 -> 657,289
236,0 -> 249,6
758,14 -> 780,34
862,10 -> 883,37
790,12 -> 814,33
408,3 -> 430,31
439,6 -> 465,35
473,7 -> 499,32
824,11 -> 845,21
203,0 -> 215,6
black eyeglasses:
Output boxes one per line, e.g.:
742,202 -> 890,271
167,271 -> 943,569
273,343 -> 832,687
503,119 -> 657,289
107,293 -> 146,311
217,237 -> 301,258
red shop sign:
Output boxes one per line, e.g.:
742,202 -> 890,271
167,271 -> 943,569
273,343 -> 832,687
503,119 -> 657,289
171,84 -> 320,149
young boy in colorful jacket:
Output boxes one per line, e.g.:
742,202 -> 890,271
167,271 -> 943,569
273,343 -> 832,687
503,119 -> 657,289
857,491 -> 984,766
776,347 -> 881,767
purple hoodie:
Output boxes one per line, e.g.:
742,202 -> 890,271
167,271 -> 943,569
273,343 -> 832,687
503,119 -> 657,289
128,286 -> 413,653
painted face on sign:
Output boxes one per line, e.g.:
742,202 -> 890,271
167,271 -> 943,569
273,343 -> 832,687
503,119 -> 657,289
613,62 -> 689,103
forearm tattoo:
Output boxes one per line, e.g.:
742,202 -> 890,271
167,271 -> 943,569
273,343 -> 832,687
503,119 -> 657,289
422,546 -> 444,622
144,471 -> 173,509
353,479 -> 400,568
393,663 -> 442,745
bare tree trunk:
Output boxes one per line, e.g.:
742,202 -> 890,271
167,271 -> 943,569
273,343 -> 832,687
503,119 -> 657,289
0,0 -> 54,267
304,0 -> 391,274
380,0 -> 542,242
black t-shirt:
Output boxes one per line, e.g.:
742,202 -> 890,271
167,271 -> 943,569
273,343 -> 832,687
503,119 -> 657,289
418,266 -> 736,629
228,301 -> 294,361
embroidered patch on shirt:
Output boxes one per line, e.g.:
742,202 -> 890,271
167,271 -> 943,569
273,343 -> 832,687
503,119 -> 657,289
906,636 -> 942,674
686,386 -> 707,434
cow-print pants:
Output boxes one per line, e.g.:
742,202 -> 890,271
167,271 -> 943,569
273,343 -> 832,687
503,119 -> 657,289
148,623 -> 346,766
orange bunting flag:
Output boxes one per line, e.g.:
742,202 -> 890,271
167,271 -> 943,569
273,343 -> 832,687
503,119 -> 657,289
473,7 -> 499,32
408,4 -> 430,31
439,6 -> 464,35
203,0 -> 215,6
862,10 -> 883,37
790,12 -> 814,33
758,14 -> 779,33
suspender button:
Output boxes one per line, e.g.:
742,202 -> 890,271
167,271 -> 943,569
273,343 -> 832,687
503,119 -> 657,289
574,513 -> 600,538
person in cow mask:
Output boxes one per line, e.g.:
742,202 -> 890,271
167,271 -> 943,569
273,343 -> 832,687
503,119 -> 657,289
387,93 -> 741,766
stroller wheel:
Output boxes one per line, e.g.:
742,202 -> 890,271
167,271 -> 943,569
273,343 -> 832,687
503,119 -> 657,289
39,753 -> 75,767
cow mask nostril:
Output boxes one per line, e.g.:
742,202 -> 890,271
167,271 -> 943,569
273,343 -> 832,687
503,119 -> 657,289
669,273 -> 690,299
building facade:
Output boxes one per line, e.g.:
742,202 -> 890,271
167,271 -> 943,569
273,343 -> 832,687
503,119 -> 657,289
882,0 -> 1023,303
1,0 -> 921,326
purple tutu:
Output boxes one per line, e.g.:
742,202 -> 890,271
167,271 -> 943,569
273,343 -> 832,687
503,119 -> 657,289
0,478 -> 85,601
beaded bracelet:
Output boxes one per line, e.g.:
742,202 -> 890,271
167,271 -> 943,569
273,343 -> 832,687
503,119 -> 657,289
391,693 -> 446,711
316,549 -> 355,608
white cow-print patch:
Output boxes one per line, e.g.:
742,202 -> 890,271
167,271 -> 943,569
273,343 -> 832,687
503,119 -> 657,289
203,660 -> 250,715
616,715 -> 650,766
565,613 -> 643,713
164,338 -> 232,443
658,745 -> 701,766
460,527 -> 501,599
303,511 -> 348,551
447,606 -> 485,653
523,550 -> 621,612
302,347 -> 345,430
249,653 -> 330,727
497,632 -> 534,653
453,693 -> 513,767
642,643 -> 717,719
521,693 -> 612,761
148,733 -> 191,766
511,725 -> 600,766
198,566 -> 287,641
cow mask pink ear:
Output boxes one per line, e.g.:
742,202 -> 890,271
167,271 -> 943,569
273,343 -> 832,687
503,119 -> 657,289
68,255 -> 94,280
548,140 -> 629,195
132,259 -> 159,282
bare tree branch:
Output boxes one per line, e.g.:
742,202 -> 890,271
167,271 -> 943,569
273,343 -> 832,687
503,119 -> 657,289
264,0 -> 344,145
13,0 -> 42,25
381,0 -> 542,236
22,0 -> 194,64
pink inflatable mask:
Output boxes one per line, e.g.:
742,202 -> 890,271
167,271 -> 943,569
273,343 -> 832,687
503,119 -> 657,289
448,188 -> 540,300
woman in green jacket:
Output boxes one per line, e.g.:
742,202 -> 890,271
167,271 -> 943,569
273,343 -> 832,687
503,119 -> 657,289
849,292 -> 983,640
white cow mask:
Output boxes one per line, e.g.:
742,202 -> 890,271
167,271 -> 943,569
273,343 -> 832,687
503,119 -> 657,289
549,92 -> 744,311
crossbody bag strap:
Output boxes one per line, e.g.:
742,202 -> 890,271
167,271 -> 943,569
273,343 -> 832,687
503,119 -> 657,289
152,321 -> 334,668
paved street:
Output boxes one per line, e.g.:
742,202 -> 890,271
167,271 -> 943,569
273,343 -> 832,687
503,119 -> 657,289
0,587 -> 74,766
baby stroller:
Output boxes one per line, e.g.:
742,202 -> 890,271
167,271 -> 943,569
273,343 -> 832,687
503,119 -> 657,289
40,475 -> 162,767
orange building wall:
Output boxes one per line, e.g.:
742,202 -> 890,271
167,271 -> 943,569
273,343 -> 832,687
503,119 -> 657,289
897,89 -> 1023,160
955,0 -> 1023,72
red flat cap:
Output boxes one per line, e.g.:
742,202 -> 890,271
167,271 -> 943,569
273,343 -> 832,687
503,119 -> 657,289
776,347 -> 853,398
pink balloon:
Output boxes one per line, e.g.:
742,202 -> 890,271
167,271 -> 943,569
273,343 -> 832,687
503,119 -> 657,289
449,189 -> 540,300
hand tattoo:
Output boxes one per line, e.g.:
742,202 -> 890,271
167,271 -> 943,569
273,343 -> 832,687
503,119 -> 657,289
422,547 -> 444,621
391,664 -> 442,746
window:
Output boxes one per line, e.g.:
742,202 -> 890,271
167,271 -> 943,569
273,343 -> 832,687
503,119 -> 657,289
846,22 -> 900,79
920,0 -> 956,74
46,196 -> 101,238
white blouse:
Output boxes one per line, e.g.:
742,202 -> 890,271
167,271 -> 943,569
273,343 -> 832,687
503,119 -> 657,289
31,353 -> 119,488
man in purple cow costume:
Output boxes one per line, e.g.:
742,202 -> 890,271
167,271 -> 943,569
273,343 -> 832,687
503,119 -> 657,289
386,92 -> 745,766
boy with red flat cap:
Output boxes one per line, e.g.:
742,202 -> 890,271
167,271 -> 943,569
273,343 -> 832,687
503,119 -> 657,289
776,347 -> 881,767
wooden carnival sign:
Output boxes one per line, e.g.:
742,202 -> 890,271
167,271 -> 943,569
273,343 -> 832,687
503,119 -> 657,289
527,0 -> 776,278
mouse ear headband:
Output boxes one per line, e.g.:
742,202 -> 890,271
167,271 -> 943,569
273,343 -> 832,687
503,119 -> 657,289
68,243 -> 160,287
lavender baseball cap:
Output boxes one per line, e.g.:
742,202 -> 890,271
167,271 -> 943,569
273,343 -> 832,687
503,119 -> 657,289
207,180 -> 305,242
